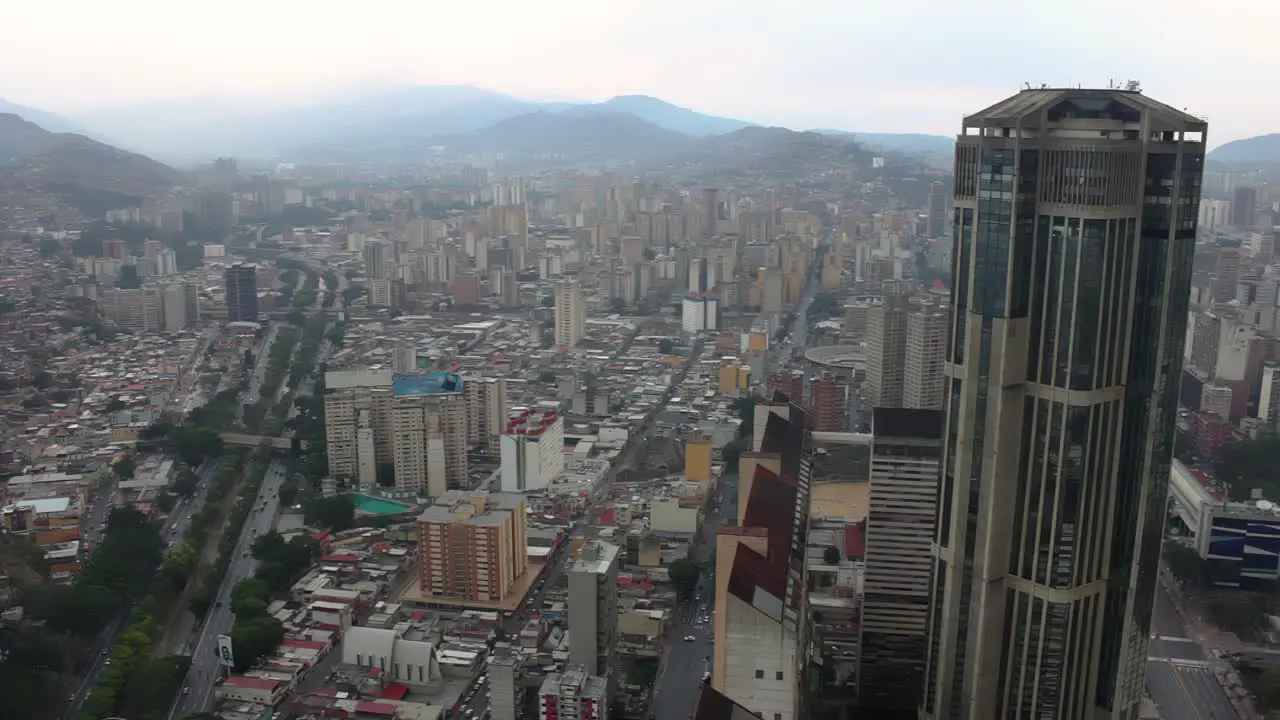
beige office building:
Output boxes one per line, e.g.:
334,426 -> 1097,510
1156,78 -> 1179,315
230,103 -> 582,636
922,88 -> 1207,720
554,280 -> 585,349
864,295 -> 911,408
903,303 -> 949,410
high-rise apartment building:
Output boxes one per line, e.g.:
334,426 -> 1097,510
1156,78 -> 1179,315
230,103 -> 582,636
864,295 -> 911,408
926,180 -> 947,238
682,257 -> 719,333
224,263 -> 259,322
567,540 -> 620,679
922,89 -> 1206,719
1232,185 -> 1257,227
324,370 -> 468,494
158,281 -> 193,332
807,371 -> 849,432
416,490 -> 528,602
1212,248 -> 1241,304
538,665 -> 609,720
554,280 -> 585,349
363,238 -> 393,280
464,376 -> 509,455
100,287 -> 163,332
860,408 -> 943,714
903,304 -> 948,409
499,407 -> 565,492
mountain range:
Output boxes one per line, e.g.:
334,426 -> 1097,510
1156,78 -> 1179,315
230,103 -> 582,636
0,113 -> 184,219
0,85 -> 956,163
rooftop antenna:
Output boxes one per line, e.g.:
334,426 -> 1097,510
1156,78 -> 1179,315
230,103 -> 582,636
1023,82 -> 1032,90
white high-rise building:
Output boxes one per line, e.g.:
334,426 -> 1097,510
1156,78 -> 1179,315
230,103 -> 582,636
681,256 -> 718,333
499,407 -> 564,492
554,280 -> 585,349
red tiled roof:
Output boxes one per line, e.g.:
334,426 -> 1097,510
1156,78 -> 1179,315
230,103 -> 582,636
281,638 -> 327,650
844,523 -> 865,560
321,553 -> 359,562
225,675 -> 279,690
379,683 -> 410,700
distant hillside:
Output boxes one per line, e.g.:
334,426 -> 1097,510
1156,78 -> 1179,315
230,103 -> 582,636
0,98 -> 84,135
0,114 -> 184,218
1209,134 -> 1280,166
670,127 -> 875,182
567,95 -> 754,136
810,129 -> 954,156
434,111 -> 695,161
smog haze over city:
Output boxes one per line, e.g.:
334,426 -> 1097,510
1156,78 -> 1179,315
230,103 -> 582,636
0,4 -> 1279,720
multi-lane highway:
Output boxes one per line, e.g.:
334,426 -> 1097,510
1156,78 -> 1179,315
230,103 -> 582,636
167,459 -> 290,719
1146,581 -> 1240,720
65,459 -> 221,718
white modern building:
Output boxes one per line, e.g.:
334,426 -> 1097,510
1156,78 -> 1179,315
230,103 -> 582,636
342,622 -> 440,687
500,407 -> 564,492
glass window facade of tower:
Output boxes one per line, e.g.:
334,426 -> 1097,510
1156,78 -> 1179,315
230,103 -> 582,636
920,89 -> 1206,720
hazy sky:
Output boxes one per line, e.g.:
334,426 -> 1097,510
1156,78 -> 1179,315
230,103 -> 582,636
0,0 -> 1273,145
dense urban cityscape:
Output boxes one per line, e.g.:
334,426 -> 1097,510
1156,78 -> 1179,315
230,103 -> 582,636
3,76 -> 1280,720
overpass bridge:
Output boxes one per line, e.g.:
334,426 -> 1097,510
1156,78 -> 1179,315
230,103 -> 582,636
218,432 -> 308,451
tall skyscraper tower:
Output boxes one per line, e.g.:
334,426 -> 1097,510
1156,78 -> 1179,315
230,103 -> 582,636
861,408 -> 943,713
554,279 -> 585,349
224,263 -> 258,322
926,180 -> 947,238
1231,185 -> 1257,227
922,89 -> 1206,719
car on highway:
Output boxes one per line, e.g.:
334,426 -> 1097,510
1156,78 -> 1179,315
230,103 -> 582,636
683,635 -> 695,642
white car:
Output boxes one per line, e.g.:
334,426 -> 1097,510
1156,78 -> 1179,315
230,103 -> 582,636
683,635 -> 695,642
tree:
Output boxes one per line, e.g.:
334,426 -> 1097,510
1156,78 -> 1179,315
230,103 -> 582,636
721,436 -> 750,475
538,370 -> 557,383
1164,541 -> 1206,584
229,617 -> 285,672
230,578 -> 270,612
658,339 -> 674,354
823,546 -> 842,565
1216,439 -> 1280,500
113,456 -> 136,480
668,558 -> 702,595
164,541 -> 198,577
104,398 -> 127,413
172,470 -> 200,498
731,396 -> 759,438
36,584 -> 120,636
169,426 -> 224,466
304,496 -> 356,531
156,491 -> 175,513
31,371 -> 52,390
278,480 -> 299,507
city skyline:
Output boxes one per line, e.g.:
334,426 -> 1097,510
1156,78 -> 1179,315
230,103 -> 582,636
0,0 -> 1275,145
